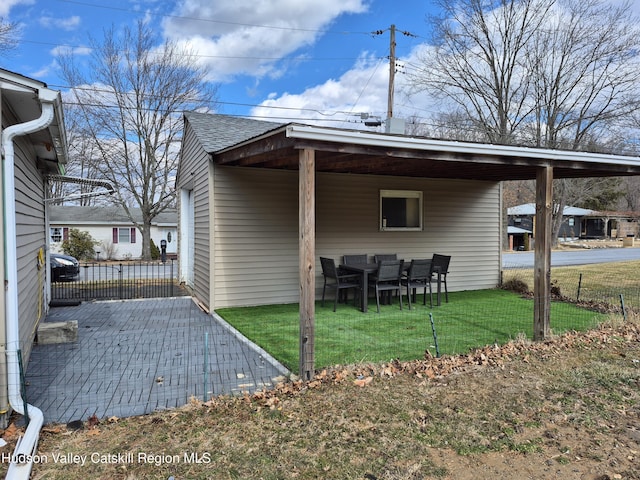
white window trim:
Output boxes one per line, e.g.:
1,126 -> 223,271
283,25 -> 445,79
379,189 -> 424,232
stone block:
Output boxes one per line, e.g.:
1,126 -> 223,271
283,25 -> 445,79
38,320 -> 78,344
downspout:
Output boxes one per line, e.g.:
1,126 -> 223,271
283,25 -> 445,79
2,91 -> 58,479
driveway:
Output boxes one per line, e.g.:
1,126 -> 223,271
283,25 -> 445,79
25,297 -> 288,424
503,246 -> 640,268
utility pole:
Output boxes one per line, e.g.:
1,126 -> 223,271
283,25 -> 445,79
387,24 -> 396,119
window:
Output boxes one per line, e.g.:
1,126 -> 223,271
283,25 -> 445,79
50,227 -> 68,243
380,190 -> 423,231
112,227 -> 136,244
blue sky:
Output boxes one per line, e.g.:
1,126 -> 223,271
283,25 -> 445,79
2,0 -> 442,128
4,0 -> 638,130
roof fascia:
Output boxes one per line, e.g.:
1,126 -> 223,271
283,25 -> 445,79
285,125 -> 640,169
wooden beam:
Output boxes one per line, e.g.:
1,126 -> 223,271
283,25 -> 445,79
534,166 -> 553,341
299,148 -> 316,380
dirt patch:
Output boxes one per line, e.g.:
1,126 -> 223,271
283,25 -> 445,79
3,321 -> 640,479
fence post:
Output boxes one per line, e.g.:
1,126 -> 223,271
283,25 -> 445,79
203,332 -> 209,402
576,273 -> 582,301
118,264 -> 123,299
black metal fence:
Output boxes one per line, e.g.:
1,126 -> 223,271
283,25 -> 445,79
51,260 -> 186,302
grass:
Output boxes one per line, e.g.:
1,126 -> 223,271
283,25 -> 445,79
503,259 -> 640,309
217,288 -> 604,373
24,320 -> 640,480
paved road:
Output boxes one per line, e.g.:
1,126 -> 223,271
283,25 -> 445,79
503,247 -> 640,268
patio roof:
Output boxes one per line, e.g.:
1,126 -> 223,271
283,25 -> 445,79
205,118 -> 640,181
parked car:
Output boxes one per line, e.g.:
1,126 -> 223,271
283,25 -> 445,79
50,253 -> 80,281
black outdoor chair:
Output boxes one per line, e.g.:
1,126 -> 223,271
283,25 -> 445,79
320,257 -> 361,312
430,254 -> 451,305
373,253 -> 397,263
343,254 -> 368,265
401,259 -> 432,309
369,260 -> 404,313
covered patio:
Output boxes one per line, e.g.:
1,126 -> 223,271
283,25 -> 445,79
211,122 -> 640,379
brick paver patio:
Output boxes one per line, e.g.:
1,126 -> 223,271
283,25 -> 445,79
25,297 -> 288,424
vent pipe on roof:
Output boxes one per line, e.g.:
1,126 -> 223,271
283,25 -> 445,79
2,90 -> 59,480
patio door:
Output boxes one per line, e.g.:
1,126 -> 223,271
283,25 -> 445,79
180,188 -> 195,286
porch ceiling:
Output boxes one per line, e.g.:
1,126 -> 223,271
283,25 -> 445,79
213,124 -> 640,182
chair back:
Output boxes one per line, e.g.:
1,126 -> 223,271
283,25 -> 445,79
343,254 -> 368,265
408,259 -> 431,281
376,260 -> 403,282
431,254 -> 451,274
374,254 -> 397,263
320,257 -> 338,280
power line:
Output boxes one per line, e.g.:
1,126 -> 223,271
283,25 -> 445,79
22,38 -> 373,63
56,0 -> 375,36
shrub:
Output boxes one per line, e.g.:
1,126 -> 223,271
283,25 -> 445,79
61,228 -> 99,261
150,239 -> 160,260
501,277 -> 530,294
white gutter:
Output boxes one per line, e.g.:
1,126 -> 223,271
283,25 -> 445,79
1,89 -> 59,480
285,124 -> 640,168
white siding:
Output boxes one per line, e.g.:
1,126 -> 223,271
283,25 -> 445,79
49,224 -> 175,260
210,167 -> 501,309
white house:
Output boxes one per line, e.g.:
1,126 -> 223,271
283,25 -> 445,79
49,205 -> 177,260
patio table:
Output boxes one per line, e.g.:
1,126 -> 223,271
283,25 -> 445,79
338,263 -> 378,313
340,261 -> 442,312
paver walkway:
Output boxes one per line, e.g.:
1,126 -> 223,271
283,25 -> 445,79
25,297 -> 288,424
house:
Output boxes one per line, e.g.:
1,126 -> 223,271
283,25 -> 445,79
507,203 -> 594,248
48,205 -> 178,260
507,203 -> 640,245
1,68 -> 69,471
176,111 -> 640,378
581,210 -> 640,239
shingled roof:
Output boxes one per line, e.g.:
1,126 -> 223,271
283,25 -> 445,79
183,112 -> 286,153
49,205 -> 177,225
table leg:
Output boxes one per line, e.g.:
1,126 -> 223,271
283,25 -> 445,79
361,271 -> 368,313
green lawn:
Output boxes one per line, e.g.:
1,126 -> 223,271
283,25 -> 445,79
217,288 -> 605,373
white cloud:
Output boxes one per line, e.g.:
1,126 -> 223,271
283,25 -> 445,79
0,0 -> 33,18
162,0 -> 368,81
250,53 -> 390,127
51,45 -> 92,57
249,45 -> 439,130
39,15 -> 81,31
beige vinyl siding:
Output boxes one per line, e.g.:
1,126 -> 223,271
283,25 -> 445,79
177,124 -> 211,307
13,135 -> 47,361
213,167 -> 299,308
210,166 -> 501,309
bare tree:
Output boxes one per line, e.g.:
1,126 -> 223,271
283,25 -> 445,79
524,0 -> 640,150
408,0 -> 555,144
0,17 -> 19,56
409,0 -> 640,244
60,20 -> 217,259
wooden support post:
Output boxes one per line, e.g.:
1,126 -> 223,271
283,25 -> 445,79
299,148 -> 316,380
534,166 -> 553,341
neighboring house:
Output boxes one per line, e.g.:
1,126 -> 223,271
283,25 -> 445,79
176,112 -> 640,314
1,69 -> 69,450
508,203 -> 640,244
581,210 -> 640,239
49,205 -> 178,260
507,203 -> 594,245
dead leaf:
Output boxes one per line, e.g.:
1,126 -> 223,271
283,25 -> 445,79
354,376 -> 373,387
86,428 -> 100,436
87,414 -> 100,428
2,423 -> 20,441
